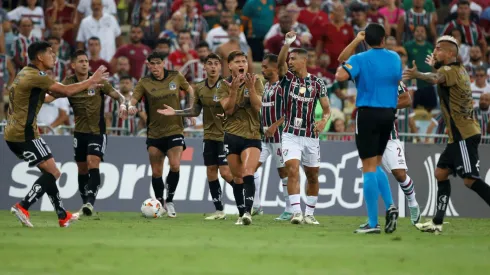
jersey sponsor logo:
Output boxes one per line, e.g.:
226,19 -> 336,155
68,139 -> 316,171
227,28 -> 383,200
262,101 -> 274,107
169,82 -> 177,90
289,91 -> 315,102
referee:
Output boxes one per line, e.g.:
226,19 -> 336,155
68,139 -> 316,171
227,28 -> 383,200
335,23 -> 400,234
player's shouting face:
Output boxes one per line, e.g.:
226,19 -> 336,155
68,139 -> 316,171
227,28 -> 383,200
228,54 -> 248,77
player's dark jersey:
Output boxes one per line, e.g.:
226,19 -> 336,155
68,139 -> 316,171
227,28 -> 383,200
437,63 -> 480,143
195,78 -> 225,141
261,80 -> 283,143
133,70 -> 190,139
4,64 -> 55,142
280,71 -> 327,138
217,76 -> 264,140
63,74 -> 113,135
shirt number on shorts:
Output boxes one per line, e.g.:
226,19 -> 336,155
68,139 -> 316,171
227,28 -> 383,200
276,148 -> 282,156
224,144 -> 229,155
73,138 -> 78,149
397,147 -> 401,157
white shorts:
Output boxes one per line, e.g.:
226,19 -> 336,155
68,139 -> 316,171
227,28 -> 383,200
259,142 -> 284,168
381,139 -> 408,173
281,133 -> 320,167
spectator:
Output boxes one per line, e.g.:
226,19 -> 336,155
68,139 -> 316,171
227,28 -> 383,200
306,48 -> 334,86
242,0 -> 275,61
109,56 -> 137,90
385,36 -> 397,50
37,97 -> 70,134
0,2 -> 9,31
264,3 -> 311,47
159,11 -> 185,51
223,0 -> 241,27
403,0 -> 436,13
451,27 -> 470,65
379,0 -> 405,37
349,2 -> 369,53
131,0 -> 160,48
11,17 -> 39,71
131,0 -> 172,32
473,93 -> 490,143
171,0 -> 203,15
47,36 -> 67,81
141,39 -> 174,76
0,52 -> 16,92
87,37 -> 112,74
317,3 -> 354,72
205,9 -> 246,52
168,30 -> 199,70
76,0 -> 122,62
8,0 -> 45,39
297,0 -> 329,47
264,13 -> 302,55
201,0 -> 221,28
111,25 -> 151,80
405,25 -> 434,99
50,21 -> 72,62
470,66 -> 490,107
450,0 -> 482,16
216,22 -> 253,77
180,41 -> 209,84
466,46 -> 489,79
105,74 -> 144,135
77,0 -> 116,19
426,112 -> 448,144
179,0 -> 208,47
397,0 -> 437,45
45,0 -> 77,46
366,0 -> 389,31
3,20 -> 15,56
328,118 -> 353,141
442,0 -> 487,56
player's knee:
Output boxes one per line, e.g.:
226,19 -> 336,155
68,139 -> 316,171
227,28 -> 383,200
207,166 -> 219,179
87,156 -> 101,169
242,167 -> 255,177
435,168 -> 449,182
305,170 -> 319,184
49,168 -> 61,180
278,168 -> 288,179
286,163 -> 299,178
219,167 -> 233,182
150,165 -> 163,178
234,177 -> 243,184
463,178 -> 476,188
392,169 -> 406,182
77,163 -> 89,175
168,159 -> 181,172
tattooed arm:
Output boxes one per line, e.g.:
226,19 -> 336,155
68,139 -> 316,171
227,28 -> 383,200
402,60 -> 447,85
157,103 -> 202,117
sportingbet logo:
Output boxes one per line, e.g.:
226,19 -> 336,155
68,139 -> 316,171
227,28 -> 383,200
421,154 -> 459,217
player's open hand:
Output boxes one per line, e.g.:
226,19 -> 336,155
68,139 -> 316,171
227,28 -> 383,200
314,119 -> 328,135
245,73 -> 256,89
425,53 -> 435,66
186,117 -> 196,126
223,76 -> 241,91
265,125 -> 276,138
402,60 -> 418,81
157,104 -> 176,116
90,66 -> 110,87
355,31 -> 365,42
118,104 -> 128,120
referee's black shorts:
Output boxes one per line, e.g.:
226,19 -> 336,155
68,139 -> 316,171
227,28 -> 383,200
355,107 -> 396,160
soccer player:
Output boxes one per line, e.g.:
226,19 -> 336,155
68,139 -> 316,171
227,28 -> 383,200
403,35 -> 490,234
157,53 -> 235,220
128,51 -> 194,218
217,51 -> 264,225
277,32 -> 331,225
6,41 -> 108,227
336,24 -> 400,234
254,53 -> 291,220
49,50 -> 127,216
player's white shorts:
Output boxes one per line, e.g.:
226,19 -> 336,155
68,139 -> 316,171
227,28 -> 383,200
281,133 -> 320,167
381,139 -> 408,173
259,142 -> 284,168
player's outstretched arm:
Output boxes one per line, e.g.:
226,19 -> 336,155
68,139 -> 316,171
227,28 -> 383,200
157,103 -> 202,117
246,73 -> 262,112
107,87 -> 128,119
337,31 -> 365,63
48,66 -> 109,97
403,60 -> 446,84
278,31 -> 296,77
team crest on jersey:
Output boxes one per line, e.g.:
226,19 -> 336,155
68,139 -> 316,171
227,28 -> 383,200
39,71 -> 47,76
169,82 -> 177,90
216,81 -> 221,88
299,87 -> 306,94
244,89 -> 249,97
283,149 -> 288,156
88,89 -> 95,96
213,95 -> 219,102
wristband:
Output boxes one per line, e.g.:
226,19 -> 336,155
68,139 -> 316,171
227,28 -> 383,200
120,104 -> 127,110
285,35 -> 296,46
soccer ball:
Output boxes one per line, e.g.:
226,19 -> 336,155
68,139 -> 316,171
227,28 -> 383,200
141,198 -> 164,218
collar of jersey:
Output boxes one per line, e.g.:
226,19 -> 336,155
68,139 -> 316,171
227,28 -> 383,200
446,61 -> 461,66
73,72 -> 94,83
28,63 -> 40,71
150,69 -> 169,81
206,76 -> 222,89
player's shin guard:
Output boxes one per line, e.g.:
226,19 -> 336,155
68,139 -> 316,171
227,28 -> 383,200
152,177 -> 165,205
86,168 -> 101,205
243,175 -> 255,213
166,171 -> 180,203
209,179 -> 224,211
470,179 -> 490,207
433,180 -> 451,225
43,172 -> 67,219
281,177 -> 291,212
19,174 -> 49,210
253,171 -> 261,208
376,166 -> 393,210
233,183 -> 245,217
78,174 -> 89,204
363,172 -> 379,228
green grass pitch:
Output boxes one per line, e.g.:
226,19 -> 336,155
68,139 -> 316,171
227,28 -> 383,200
1,211 -> 490,275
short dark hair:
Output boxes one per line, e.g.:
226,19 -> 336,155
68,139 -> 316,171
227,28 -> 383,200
197,41 -> 209,49
205,53 -> 221,63
290,48 -> 308,56
88,37 -> 101,43
350,2 -> 366,12
27,41 -> 52,61
71,50 -> 88,61
475,66 -> 487,74
156,38 -> 171,47
178,30 -> 192,39
227,50 -> 247,63
365,23 -> 386,47
119,74 -> 133,82
457,0 -> 470,7
146,51 -> 167,62
46,36 -> 60,43
131,25 -> 143,31
263,54 -> 278,63
414,24 -> 428,33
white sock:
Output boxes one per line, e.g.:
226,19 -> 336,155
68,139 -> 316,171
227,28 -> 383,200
253,171 -> 261,208
305,196 -> 318,216
281,177 -> 291,212
289,194 -> 301,213
399,175 -> 418,207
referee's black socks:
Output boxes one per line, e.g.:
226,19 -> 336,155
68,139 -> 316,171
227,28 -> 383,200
470,179 -> 490,207
166,170 -> 180,203
433,180 -> 451,225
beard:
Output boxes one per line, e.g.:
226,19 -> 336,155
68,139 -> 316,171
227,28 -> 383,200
434,61 -> 443,69
470,57 -> 481,62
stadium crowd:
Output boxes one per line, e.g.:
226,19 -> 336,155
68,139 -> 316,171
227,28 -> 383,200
0,0 -> 489,143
